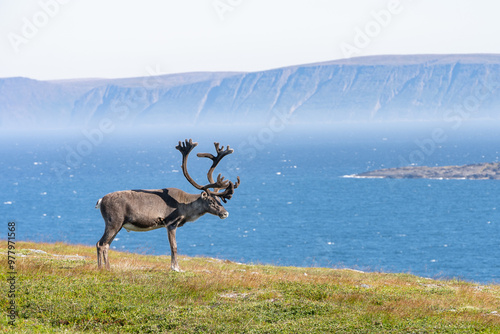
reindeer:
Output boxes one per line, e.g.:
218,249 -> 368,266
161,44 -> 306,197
95,139 -> 240,271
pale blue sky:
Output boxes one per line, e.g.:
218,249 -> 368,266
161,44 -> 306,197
1,0 -> 500,80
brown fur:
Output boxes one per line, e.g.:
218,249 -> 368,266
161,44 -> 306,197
96,188 -> 228,271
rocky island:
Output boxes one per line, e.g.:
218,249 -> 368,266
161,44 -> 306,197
351,162 -> 500,180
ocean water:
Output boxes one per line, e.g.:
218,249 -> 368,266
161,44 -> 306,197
2,122 -> 500,283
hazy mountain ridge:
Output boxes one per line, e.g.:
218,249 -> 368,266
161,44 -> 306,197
1,54 -> 500,128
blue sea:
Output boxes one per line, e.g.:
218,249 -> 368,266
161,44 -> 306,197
2,121 -> 500,284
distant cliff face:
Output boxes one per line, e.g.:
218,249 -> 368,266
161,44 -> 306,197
1,54 -> 500,128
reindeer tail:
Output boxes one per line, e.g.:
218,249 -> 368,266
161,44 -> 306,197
95,198 -> 102,209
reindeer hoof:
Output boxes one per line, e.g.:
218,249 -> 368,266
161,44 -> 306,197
171,267 -> 184,273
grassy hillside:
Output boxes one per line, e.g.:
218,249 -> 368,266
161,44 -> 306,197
1,242 -> 500,333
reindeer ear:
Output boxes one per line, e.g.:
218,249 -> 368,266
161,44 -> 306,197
201,191 -> 209,199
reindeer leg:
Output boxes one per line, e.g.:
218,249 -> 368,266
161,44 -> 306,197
97,222 -> 121,270
167,226 -> 182,272
102,244 -> 110,270
96,241 -> 103,268
97,240 -> 111,270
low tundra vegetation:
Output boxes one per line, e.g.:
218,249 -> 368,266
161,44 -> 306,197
1,242 -> 500,333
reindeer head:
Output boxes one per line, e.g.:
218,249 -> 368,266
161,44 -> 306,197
176,139 -> 240,219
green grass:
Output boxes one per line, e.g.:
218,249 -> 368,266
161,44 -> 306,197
1,242 -> 500,333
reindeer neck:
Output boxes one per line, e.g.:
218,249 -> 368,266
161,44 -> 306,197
169,189 -> 205,222
165,188 -> 199,204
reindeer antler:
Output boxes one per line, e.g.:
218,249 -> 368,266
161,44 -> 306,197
197,142 -> 234,187
214,176 -> 240,203
176,139 -> 240,201
176,139 -> 204,191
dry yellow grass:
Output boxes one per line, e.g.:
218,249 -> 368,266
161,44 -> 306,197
1,241 -> 500,333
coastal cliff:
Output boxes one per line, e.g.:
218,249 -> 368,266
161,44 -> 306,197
1,54 -> 500,128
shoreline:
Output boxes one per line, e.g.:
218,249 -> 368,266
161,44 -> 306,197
351,162 -> 500,180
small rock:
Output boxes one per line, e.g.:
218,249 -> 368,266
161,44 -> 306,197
27,249 -> 47,254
